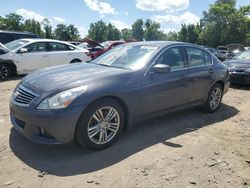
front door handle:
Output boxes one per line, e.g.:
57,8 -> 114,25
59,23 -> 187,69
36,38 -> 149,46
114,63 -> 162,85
43,55 -> 48,58
180,74 -> 187,79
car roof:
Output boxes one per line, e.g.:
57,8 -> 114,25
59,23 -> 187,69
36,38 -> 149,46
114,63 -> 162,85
122,41 -> 199,48
21,38 -> 68,42
0,30 -> 37,35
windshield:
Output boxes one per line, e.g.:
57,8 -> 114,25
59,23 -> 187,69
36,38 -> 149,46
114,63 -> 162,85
233,50 -> 250,60
4,39 -> 29,51
91,44 -> 159,70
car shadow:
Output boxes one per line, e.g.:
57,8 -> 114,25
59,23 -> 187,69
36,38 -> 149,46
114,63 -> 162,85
230,83 -> 250,91
0,75 -> 24,82
9,103 -> 239,176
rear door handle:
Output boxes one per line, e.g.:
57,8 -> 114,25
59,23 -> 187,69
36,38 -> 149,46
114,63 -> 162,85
208,68 -> 214,73
43,54 -> 48,58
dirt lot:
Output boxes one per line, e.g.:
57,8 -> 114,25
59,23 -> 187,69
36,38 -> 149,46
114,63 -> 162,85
0,77 -> 249,188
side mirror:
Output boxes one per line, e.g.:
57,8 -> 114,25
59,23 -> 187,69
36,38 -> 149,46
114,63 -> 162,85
18,48 -> 28,54
152,64 -> 171,74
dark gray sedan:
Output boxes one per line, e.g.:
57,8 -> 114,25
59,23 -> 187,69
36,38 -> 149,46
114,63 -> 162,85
10,41 -> 230,150
224,50 -> 250,84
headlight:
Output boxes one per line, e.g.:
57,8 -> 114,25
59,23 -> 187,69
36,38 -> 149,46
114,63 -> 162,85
37,85 -> 87,109
228,66 -> 235,72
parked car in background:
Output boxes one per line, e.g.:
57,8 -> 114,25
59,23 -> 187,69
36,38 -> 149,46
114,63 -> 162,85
10,41 -> 230,150
80,39 -> 125,59
205,47 -> 221,59
224,50 -> 250,84
68,41 -> 81,46
0,30 -> 39,44
217,46 -> 229,61
0,38 -> 90,80
226,44 -> 245,59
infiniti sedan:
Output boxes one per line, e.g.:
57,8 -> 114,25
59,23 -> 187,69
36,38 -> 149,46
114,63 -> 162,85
10,42 -> 230,150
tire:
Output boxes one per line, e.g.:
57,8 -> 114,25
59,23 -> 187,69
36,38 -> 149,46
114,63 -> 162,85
203,83 -> 223,113
75,98 -> 125,150
70,59 -> 82,64
0,64 -> 11,80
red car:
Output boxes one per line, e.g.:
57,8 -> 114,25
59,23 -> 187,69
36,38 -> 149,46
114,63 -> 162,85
80,39 -> 126,59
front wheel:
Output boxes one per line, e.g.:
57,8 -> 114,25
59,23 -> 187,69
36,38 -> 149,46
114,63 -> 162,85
204,83 -> 223,112
0,64 -> 11,80
75,99 -> 124,150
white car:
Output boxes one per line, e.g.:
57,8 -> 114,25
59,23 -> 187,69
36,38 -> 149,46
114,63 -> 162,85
0,39 -> 91,80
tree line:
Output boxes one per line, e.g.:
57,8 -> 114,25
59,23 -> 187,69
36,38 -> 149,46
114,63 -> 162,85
0,13 -> 80,41
0,0 -> 249,47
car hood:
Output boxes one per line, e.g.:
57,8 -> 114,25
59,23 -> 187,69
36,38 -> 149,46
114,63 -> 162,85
83,38 -> 103,48
224,59 -> 250,68
22,63 -> 130,92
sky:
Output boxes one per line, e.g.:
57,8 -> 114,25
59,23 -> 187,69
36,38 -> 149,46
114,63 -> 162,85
1,0 -> 249,37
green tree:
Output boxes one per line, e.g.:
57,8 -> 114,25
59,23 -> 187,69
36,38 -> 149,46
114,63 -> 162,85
67,24 -> 80,40
42,18 -> 53,39
106,23 -> 121,40
131,19 -> 144,41
21,19 -> 44,36
200,0 -> 250,46
144,19 -> 162,41
87,20 -> 107,42
178,24 -> 188,42
165,31 -> 178,41
121,28 -> 132,41
4,13 -> 23,30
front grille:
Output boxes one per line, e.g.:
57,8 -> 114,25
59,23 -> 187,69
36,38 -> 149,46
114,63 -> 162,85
234,68 -> 245,73
13,85 -> 38,106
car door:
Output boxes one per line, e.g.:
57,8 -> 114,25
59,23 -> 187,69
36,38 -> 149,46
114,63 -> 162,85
141,46 -> 193,115
17,42 -> 50,73
184,47 -> 214,101
48,42 -> 73,66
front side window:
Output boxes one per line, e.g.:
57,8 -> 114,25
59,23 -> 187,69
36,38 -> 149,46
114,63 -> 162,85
186,47 -> 206,67
49,43 -> 70,51
25,42 -> 47,53
155,47 -> 185,70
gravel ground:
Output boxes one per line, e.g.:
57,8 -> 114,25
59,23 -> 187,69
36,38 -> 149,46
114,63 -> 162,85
0,76 -> 250,188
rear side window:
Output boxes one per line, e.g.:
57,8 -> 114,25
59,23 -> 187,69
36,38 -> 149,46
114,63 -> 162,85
49,43 -> 72,51
156,47 -> 185,70
186,47 -> 205,67
204,51 -> 212,64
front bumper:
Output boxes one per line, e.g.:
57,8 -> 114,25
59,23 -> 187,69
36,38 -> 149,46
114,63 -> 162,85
229,72 -> 250,84
10,100 -> 86,145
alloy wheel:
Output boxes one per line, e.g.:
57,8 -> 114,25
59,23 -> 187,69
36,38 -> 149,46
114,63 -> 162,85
87,107 -> 120,145
0,65 -> 8,80
209,87 -> 222,110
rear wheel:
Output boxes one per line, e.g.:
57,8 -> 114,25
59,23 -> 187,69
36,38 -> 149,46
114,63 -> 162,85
70,59 -> 82,64
0,64 -> 11,80
204,83 -> 223,112
75,98 -> 124,150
